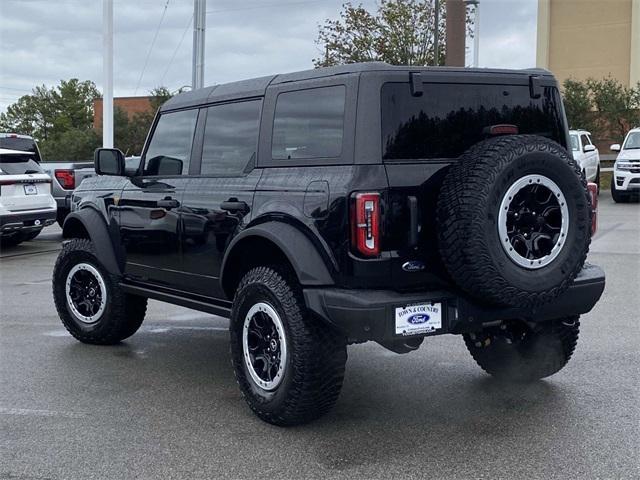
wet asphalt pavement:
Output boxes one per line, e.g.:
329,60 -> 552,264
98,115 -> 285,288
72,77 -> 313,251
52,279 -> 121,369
0,194 -> 638,479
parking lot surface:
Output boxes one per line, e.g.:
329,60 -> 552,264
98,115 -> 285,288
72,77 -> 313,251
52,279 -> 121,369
1,195 -> 638,480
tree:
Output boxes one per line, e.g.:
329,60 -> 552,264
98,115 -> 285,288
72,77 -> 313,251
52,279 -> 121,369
562,78 -> 595,132
112,86 -> 174,156
314,0 -> 473,67
588,77 -> 640,141
0,79 -> 101,160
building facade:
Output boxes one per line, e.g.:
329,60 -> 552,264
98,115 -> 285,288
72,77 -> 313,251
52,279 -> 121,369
536,0 -> 640,87
93,96 -> 154,131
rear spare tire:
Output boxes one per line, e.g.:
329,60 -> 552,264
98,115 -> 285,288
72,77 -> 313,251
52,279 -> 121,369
437,135 -> 591,307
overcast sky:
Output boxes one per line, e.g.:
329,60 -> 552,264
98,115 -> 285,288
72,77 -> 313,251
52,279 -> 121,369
0,0 -> 538,113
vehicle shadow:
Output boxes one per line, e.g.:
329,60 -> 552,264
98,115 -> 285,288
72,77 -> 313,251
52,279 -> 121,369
53,326 -> 572,475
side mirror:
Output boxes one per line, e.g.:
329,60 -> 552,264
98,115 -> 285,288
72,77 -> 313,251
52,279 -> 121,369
94,148 -> 125,176
583,144 -> 596,153
610,144 -> 621,152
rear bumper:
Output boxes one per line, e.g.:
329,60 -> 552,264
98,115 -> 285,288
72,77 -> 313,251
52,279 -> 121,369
54,194 -> 71,209
304,264 -> 606,342
0,209 -> 57,234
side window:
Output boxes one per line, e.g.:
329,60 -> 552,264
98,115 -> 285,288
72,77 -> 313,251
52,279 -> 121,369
581,134 -> 591,147
272,85 -> 346,160
144,109 -> 198,176
585,134 -> 593,145
200,100 -> 261,176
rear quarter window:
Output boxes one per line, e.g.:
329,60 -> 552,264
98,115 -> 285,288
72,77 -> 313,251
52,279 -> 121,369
272,85 -> 346,160
0,154 -> 43,175
381,83 -> 566,160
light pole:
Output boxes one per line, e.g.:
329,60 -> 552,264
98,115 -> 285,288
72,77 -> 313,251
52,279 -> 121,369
434,0 -> 440,65
192,0 -> 206,90
103,0 -> 113,148
465,0 -> 480,68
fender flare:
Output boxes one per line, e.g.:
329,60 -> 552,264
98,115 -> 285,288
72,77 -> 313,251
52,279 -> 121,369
220,222 -> 335,291
62,208 -> 124,276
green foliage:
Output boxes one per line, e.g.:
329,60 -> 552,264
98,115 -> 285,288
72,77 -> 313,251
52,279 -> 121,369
562,77 -> 640,142
40,128 -> 100,162
315,0 -> 472,67
0,80 -> 174,160
0,79 -> 101,160
561,78 -> 595,132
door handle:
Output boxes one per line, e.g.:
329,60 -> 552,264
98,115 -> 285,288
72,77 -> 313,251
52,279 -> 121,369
220,200 -> 249,213
157,198 -> 180,209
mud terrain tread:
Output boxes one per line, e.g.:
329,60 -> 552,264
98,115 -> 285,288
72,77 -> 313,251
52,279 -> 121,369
230,266 -> 347,426
437,135 -> 591,307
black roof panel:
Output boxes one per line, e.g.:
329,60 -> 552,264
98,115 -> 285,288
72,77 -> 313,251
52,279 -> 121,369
160,62 -> 555,111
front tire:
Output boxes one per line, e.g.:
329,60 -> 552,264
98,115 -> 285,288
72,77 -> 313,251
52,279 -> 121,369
611,176 -> 628,203
463,316 -> 580,382
53,238 -> 147,344
230,266 -> 347,426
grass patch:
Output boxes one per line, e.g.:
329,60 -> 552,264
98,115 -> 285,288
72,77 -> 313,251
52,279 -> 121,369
599,170 -> 612,190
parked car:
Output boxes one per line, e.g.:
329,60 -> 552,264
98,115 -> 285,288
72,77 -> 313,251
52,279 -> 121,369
569,129 -> 600,188
39,160 -> 94,226
52,63 -> 605,426
610,127 -> 640,202
0,148 -> 56,246
0,133 -> 95,226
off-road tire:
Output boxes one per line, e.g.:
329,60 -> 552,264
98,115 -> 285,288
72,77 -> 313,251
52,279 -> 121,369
230,266 -> 347,426
463,316 -> 580,382
437,135 -> 591,308
611,176 -> 629,203
53,238 -> 147,344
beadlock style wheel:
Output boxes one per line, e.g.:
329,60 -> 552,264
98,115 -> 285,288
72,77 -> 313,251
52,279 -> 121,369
65,262 -> 107,324
242,302 -> 288,391
497,174 -> 569,269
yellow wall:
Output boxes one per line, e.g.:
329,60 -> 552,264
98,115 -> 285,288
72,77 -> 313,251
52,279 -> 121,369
537,0 -> 638,86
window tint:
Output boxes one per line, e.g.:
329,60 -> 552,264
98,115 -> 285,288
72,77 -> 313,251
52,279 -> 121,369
201,100 -> 261,176
0,154 -> 43,175
144,109 -> 198,175
0,137 -> 41,162
381,83 -> 565,160
272,86 -> 345,160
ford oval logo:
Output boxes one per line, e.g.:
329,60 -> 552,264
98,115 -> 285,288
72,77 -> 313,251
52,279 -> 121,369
407,314 -> 430,325
402,260 -> 426,272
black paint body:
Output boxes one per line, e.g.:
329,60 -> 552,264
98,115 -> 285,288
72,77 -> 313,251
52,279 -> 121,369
68,63 -> 604,342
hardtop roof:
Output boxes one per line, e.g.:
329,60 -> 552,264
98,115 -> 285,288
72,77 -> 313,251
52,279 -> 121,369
160,62 -> 554,112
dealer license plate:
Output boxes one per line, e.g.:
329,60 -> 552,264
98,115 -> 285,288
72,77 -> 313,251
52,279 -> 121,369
395,303 -> 442,336
23,184 -> 37,195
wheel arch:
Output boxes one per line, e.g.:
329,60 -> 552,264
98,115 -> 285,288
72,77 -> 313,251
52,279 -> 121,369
220,222 -> 335,299
62,208 -> 123,276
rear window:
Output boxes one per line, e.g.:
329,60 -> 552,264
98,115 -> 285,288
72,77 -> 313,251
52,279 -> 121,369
272,86 -> 345,160
381,83 -> 566,160
0,154 -> 43,175
0,137 -> 41,162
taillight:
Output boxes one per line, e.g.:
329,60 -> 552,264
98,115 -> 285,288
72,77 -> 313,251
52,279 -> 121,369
351,192 -> 381,257
587,182 -> 598,235
55,169 -> 75,189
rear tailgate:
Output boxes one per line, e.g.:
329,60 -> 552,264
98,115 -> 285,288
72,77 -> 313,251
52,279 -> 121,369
380,78 -> 568,290
0,174 -> 54,211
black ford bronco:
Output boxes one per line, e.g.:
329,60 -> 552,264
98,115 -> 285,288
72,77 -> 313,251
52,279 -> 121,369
53,63 -> 605,426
